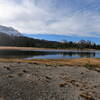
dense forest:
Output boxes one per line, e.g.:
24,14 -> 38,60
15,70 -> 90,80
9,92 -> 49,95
0,32 -> 100,49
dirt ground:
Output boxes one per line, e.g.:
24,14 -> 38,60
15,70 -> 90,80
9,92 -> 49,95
0,62 -> 99,100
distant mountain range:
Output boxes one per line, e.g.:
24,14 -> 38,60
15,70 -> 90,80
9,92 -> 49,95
0,25 -> 100,49
0,25 -> 21,36
0,25 -> 60,48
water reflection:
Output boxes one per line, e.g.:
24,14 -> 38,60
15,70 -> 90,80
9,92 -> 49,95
0,49 -> 99,59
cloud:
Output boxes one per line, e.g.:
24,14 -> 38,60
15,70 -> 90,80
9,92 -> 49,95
0,0 -> 100,38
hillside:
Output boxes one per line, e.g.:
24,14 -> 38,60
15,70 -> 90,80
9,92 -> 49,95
0,32 -> 100,49
0,25 -> 100,49
0,25 -> 21,36
0,32 -> 58,48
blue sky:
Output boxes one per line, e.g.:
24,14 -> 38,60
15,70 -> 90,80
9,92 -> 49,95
24,34 -> 100,44
0,0 -> 100,43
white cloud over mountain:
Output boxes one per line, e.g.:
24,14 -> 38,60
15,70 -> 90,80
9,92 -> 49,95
0,0 -> 100,37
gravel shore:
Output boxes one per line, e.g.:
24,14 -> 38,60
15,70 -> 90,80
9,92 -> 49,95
0,62 -> 99,100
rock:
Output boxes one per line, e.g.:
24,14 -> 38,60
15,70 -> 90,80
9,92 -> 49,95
59,82 -> 67,87
95,68 -> 100,72
45,76 -> 51,80
80,92 -> 95,100
22,69 -> 28,73
4,66 -> 11,70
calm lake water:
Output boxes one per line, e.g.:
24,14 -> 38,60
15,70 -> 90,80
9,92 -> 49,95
0,49 -> 100,59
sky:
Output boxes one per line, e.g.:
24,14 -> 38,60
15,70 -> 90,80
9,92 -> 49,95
0,0 -> 100,42
24,34 -> 100,44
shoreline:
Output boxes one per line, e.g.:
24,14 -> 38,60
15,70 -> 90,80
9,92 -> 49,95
0,58 -> 100,72
0,58 -> 100,66
0,46 -> 99,51
0,51 -> 99,100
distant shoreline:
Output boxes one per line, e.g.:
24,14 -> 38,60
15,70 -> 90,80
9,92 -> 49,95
0,46 -> 98,51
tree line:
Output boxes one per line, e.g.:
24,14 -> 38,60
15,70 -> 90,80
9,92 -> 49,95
0,32 -> 100,49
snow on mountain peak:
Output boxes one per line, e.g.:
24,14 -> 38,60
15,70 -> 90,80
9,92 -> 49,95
0,25 -> 22,36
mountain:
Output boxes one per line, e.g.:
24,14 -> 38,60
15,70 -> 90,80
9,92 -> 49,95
0,25 -> 99,49
0,31 -> 99,49
0,25 -> 59,47
0,32 -> 60,47
0,25 -> 22,36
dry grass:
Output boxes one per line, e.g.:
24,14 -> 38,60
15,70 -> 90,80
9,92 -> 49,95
0,58 -> 100,67
0,46 -> 99,67
0,46 -> 51,50
0,46 -> 97,51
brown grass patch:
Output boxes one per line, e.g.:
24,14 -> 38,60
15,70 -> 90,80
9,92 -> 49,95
0,58 -> 100,68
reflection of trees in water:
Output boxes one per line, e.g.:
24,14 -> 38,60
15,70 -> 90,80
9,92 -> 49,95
60,52 -> 73,57
0,50 -> 56,59
59,52 -> 95,58
0,50 -> 96,59
79,52 -> 95,58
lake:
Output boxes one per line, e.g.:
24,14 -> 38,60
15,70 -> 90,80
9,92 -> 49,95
0,49 -> 100,59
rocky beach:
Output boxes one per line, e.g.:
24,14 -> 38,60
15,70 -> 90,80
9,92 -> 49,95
0,62 -> 99,100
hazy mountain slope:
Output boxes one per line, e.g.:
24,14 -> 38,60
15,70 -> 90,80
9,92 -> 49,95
0,32 -> 58,47
0,25 -> 21,36
0,25 -> 99,49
